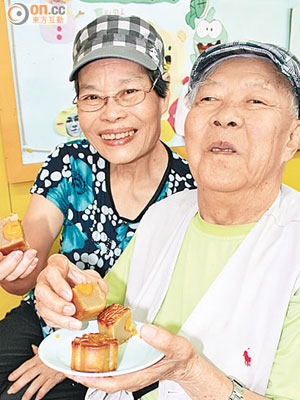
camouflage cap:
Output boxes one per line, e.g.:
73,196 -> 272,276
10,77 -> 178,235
188,41 -> 300,118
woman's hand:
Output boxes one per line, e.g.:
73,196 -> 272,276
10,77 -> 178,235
67,324 -> 232,400
7,345 -> 65,400
35,254 -> 107,330
0,249 -> 38,283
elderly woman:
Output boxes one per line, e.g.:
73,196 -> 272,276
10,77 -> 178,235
0,15 -> 195,400
35,41 -> 300,400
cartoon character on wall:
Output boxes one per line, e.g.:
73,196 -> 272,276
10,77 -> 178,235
186,3 -> 228,63
157,28 -> 188,108
55,106 -> 84,141
65,113 -> 82,138
168,2 -> 229,143
155,27 -> 188,145
185,0 -> 209,27
40,0 -> 84,44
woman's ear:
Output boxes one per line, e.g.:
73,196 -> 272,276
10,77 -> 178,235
162,72 -> 170,82
159,73 -> 171,115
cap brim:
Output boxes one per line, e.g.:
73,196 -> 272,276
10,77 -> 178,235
69,46 -> 158,81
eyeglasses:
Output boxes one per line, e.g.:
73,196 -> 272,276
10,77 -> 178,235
73,76 -> 159,112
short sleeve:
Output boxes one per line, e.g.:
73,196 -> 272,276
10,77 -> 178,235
30,144 -> 71,217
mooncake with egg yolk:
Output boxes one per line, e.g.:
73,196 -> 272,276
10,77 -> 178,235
0,214 -> 29,256
97,303 -> 137,344
72,281 -> 106,321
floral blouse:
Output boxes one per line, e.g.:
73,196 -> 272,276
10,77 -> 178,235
27,139 -> 196,336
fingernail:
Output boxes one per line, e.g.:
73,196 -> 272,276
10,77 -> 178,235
141,324 -> 157,340
9,251 -> 22,261
7,386 -> 15,394
63,305 -> 74,315
70,320 -> 82,330
26,249 -> 37,259
31,344 -> 38,351
29,257 -> 39,266
61,290 -> 72,301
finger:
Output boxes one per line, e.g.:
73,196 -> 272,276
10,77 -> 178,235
39,254 -> 95,300
24,369 -> 66,400
35,377 -> 62,400
18,257 -> 39,279
38,255 -> 74,301
9,361 -> 64,399
67,362 -> 163,393
8,354 -> 38,381
34,372 -> 65,400
35,299 -> 82,330
140,325 -> 198,383
67,263 -> 103,289
0,251 -> 23,280
37,255 -> 103,301
140,325 -> 192,360
20,375 -> 45,400
80,270 -> 108,296
35,280 -> 74,314
6,250 -> 38,281
8,367 -> 39,395
66,375 -> 126,392
99,278 -> 108,296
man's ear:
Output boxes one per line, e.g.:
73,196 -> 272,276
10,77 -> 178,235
282,120 -> 300,162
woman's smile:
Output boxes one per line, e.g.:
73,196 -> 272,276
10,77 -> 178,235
100,129 -> 137,145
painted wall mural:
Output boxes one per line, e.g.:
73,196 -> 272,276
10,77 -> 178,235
4,0 -> 300,164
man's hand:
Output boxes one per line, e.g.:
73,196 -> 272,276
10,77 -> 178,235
0,250 -> 38,283
7,345 -> 65,400
67,324 -> 232,400
35,254 -> 107,330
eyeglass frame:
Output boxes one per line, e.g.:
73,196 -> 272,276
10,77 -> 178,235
73,75 -> 160,112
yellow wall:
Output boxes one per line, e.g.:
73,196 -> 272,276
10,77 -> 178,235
0,117 -> 22,318
283,152 -> 300,191
0,126 -> 33,318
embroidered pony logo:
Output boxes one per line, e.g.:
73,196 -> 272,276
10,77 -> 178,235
243,348 -> 251,367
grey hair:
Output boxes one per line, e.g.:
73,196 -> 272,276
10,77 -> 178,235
187,55 -> 299,118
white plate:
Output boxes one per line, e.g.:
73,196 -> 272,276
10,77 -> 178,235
39,320 -> 164,377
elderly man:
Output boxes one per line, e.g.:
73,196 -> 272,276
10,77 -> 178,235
35,41 -> 300,400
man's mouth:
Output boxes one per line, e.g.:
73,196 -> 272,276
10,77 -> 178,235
211,148 -> 235,153
208,141 -> 237,153
101,129 -> 136,140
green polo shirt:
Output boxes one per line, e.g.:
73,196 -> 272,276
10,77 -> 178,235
105,213 -> 300,400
